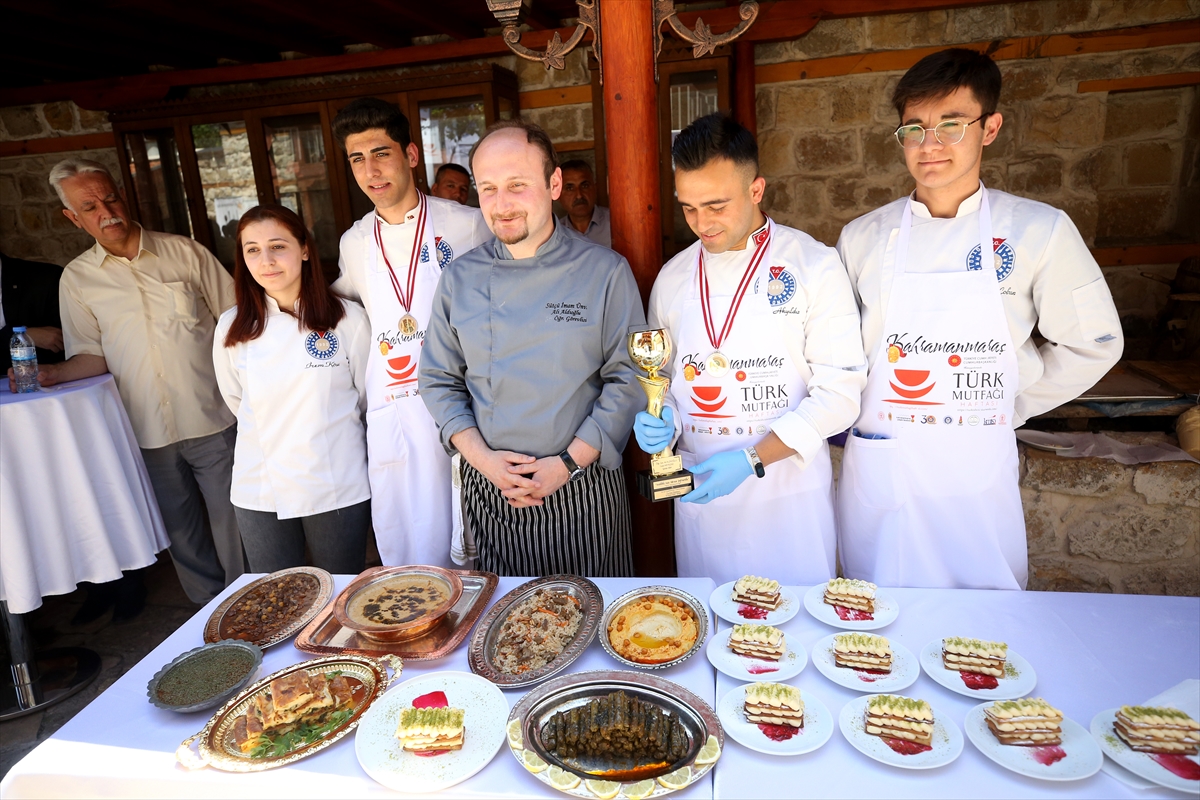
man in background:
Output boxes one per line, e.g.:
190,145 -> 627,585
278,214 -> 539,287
429,163 -> 471,206
557,159 -> 611,247
38,157 -> 244,610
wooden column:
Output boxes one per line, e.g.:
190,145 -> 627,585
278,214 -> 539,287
734,39 -> 757,136
602,0 -> 675,577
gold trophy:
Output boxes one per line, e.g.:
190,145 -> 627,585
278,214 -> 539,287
628,329 -> 695,502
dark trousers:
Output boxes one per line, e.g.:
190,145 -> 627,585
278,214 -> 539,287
235,500 -> 371,575
141,427 -> 244,603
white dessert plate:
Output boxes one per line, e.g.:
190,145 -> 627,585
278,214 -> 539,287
705,627 -> 806,683
717,683 -> 834,756
355,671 -> 507,793
919,640 -> 1037,700
811,633 -> 918,694
965,703 -> 1102,781
710,581 -> 800,626
839,694 -> 964,770
802,583 -> 899,630
1090,707 -> 1200,794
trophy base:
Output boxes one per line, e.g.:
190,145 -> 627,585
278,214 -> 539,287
637,468 -> 694,502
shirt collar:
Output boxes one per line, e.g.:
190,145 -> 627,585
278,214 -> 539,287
374,201 -> 421,228
92,223 -> 155,265
492,217 -> 572,262
909,182 -> 984,219
263,294 -> 298,315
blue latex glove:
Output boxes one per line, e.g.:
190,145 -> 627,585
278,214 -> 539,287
681,449 -> 753,504
633,406 -> 675,454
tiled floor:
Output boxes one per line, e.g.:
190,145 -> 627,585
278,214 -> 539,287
0,557 -> 200,781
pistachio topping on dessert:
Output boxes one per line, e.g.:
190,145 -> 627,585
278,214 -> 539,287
834,633 -> 891,656
730,624 -> 783,645
867,695 -> 933,721
943,636 -> 1007,658
825,578 -> 876,597
988,698 -> 1063,720
745,682 -> 802,710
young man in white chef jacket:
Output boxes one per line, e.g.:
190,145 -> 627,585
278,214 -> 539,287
331,98 -> 490,567
836,49 -> 1123,590
635,113 -> 867,586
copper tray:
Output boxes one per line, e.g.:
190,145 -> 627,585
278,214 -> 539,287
294,568 -> 498,661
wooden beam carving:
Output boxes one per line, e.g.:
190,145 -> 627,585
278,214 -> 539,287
0,132 -> 117,159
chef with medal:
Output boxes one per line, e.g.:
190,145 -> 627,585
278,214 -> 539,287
636,113 -> 866,586
837,50 -> 1122,590
331,98 -> 490,567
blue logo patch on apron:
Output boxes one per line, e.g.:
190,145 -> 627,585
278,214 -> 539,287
419,236 -> 455,267
305,330 -> 339,360
966,238 -> 1016,282
766,266 -> 797,306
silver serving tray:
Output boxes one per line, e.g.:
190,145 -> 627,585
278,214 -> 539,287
508,669 -> 723,789
204,567 -> 334,649
599,585 -> 709,670
468,574 -> 602,689
147,640 -> 262,713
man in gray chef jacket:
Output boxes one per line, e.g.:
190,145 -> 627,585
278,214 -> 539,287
419,120 -> 644,577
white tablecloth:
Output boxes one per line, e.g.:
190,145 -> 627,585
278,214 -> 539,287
2,577 -> 1197,799
0,374 -> 169,613
0,576 -> 717,799
712,588 -> 1200,799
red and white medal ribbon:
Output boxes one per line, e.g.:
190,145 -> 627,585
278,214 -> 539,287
374,192 -> 427,335
697,219 -> 772,376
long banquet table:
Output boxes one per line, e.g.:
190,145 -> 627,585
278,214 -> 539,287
1,576 -> 1197,799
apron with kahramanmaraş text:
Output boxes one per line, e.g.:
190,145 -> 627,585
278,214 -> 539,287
364,193 -> 454,568
669,220 -> 836,586
838,188 -> 1026,590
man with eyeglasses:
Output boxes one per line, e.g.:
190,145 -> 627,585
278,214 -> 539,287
836,49 -> 1122,590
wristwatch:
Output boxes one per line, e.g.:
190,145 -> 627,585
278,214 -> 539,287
559,450 -> 586,482
745,446 -> 766,478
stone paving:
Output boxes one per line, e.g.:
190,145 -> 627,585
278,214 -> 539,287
0,557 -> 200,781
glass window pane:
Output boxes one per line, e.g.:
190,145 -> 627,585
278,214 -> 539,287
668,70 -> 720,254
124,129 -> 192,238
263,113 -> 339,283
419,97 -> 485,187
192,121 -> 257,268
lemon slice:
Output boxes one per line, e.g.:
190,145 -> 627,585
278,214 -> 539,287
694,734 -> 720,765
521,749 -> 548,773
622,779 -> 656,799
547,765 -> 582,791
584,779 -> 621,799
656,765 -> 691,790
507,718 -> 524,749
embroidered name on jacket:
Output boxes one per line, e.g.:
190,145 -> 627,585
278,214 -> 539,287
546,302 -> 589,323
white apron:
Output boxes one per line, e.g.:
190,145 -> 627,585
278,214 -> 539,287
670,221 -> 837,586
364,194 -> 454,568
838,188 -> 1026,589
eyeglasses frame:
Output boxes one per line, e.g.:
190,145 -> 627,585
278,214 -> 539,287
893,114 -> 989,148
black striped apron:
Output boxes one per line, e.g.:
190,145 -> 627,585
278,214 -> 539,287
460,461 -> 634,577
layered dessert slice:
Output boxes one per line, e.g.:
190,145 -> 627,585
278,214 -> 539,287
942,636 -> 1007,677
744,682 -> 804,728
732,575 -> 781,611
984,698 -> 1064,746
1114,706 -> 1200,755
729,624 -> 786,661
865,695 -> 934,746
834,633 -> 892,672
396,706 -> 466,752
823,578 -> 876,613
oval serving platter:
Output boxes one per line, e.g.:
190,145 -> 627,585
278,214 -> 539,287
468,574 -> 602,689
599,586 -> 709,671
148,639 -> 263,713
204,566 -> 334,649
507,670 -> 724,798
176,653 -> 401,772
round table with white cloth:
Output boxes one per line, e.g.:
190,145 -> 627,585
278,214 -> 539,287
0,374 -> 169,615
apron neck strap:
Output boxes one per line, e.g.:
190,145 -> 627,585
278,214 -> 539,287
894,184 -> 991,277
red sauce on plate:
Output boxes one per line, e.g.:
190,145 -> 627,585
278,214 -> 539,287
959,672 -> 999,690
857,668 -> 889,683
758,723 -> 799,741
410,691 -> 451,757
1152,754 -> 1200,780
1032,745 -> 1066,766
884,737 -> 932,756
746,663 -> 779,675
834,605 -> 873,621
737,604 -> 769,620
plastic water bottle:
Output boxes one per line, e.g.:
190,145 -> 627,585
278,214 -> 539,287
9,326 -> 39,393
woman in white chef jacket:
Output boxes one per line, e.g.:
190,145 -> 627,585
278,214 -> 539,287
213,205 -> 372,574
